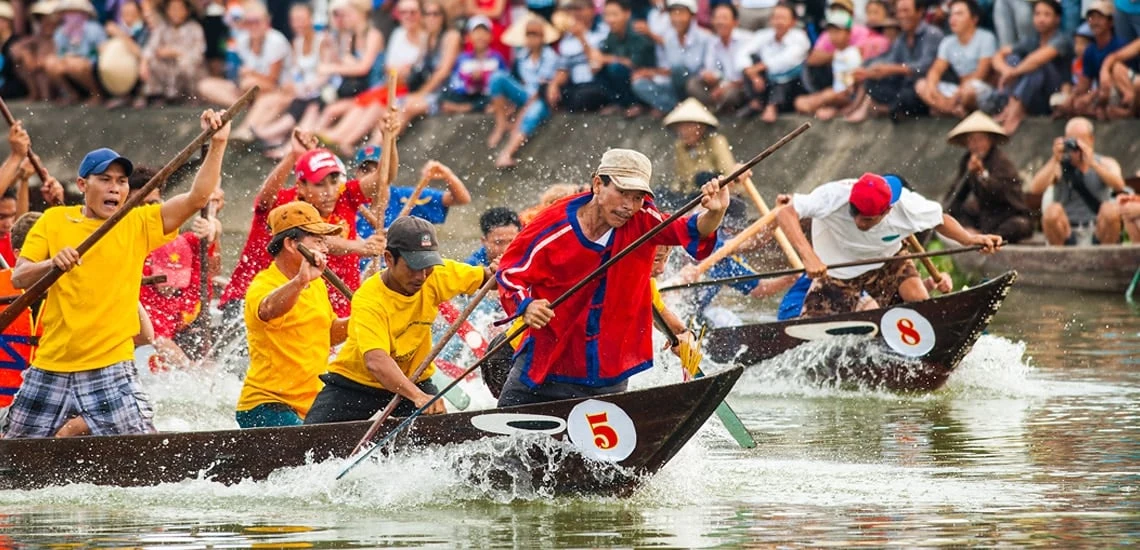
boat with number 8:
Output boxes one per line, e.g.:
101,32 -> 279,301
0,367 -> 743,495
703,271 -> 1017,392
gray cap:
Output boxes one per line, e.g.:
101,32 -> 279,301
387,216 -> 444,270
596,149 -> 653,196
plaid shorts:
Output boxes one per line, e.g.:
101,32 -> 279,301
801,257 -> 920,318
2,361 -> 156,438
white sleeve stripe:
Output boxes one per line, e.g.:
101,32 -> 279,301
499,225 -> 575,293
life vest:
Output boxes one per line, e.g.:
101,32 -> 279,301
0,270 -> 35,407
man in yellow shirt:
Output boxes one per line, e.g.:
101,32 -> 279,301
305,216 -> 494,424
2,110 -> 230,439
237,202 -> 349,428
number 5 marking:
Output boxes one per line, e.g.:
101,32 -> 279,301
585,411 -> 618,449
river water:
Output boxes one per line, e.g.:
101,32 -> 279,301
1,283 -> 1136,547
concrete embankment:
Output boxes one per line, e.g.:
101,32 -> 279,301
5,103 -> 1138,260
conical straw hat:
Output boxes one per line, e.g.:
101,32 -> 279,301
663,97 -> 719,128
98,37 -> 140,96
502,12 -> 560,48
947,111 -> 1008,147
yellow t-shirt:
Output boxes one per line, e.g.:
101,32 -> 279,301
20,204 -> 175,372
328,259 -> 484,389
238,263 -> 336,416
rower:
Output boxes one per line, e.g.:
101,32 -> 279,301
466,207 -> 521,267
237,202 -> 348,428
775,172 -> 1002,319
304,216 -> 495,423
3,109 -> 230,438
219,141 -> 386,320
495,148 -> 730,407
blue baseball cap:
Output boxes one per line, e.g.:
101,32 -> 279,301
79,148 -> 133,178
354,145 -> 382,166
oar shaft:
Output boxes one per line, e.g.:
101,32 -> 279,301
0,98 -> 53,188
396,175 -> 431,219
659,244 -> 988,292
296,243 -> 356,300
0,87 -> 258,333
905,235 -> 942,280
349,279 -> 495,455
695,207 -> 780,275
741,178 -> 802,269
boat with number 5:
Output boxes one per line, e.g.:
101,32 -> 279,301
703,271 -> 1017,392
0,367 -> 743,496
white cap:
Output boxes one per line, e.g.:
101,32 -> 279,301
666,0 -> 697,13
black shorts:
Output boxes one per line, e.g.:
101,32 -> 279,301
304,373 -> 438,424
441,90 -> 491,112
287,97 -> 324,121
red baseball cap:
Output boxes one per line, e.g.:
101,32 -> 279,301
295,149 -> 344,184
849,173 -> 892,216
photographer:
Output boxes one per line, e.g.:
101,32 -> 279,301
1029,117 -> 1127,246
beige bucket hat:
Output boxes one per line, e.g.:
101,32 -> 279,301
663,98 -> 719,129
596,149 -> 654,196
947,111 -> 1009,147
54,0 -> 96,16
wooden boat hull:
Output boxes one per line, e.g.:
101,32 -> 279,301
704,272 -> 1017,392
0,367 -> 743,496
953,244 -> 1139,292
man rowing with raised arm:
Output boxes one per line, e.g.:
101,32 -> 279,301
304,216 -> 496,424
237,202 -> 348,428
3,110 -> 230,438
775,173 -> 1001,319
495,149 -> 731,407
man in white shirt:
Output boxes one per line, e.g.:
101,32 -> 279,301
775,173 -> 1002,318
631,0 -> 712,114
685,3 -> 753,112
736,3 -> 811,121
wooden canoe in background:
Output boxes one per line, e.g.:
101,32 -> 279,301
952,243 -> 1139,292
0,367 -> 743,496
704,272 -> 1017,392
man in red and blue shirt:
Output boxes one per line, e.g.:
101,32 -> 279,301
495,148 -> 732,407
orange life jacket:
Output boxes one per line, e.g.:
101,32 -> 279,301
0,270 -> 35,408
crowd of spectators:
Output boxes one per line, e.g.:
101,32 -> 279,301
0,0 -> 1137,164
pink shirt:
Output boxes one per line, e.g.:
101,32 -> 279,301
813,25 -> 891,61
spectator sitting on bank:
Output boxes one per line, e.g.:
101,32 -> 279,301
487,12 -> 559,169
631,0 -> 713,116
198,0 -> 290,106
915,0 -> 997,118
633,0 -> 671,46
735,3 -> 809,122
1119,194 -> 1140,242
864,0 -> 899,41
845,0 -> 943,122
1028,117 -> 1127,246
944,111 -> 1033,244
992,0 -> 1035,48
991,0 -> 1073,135
803,0 -> 889,93
466,0 -> 512,60
544,0 -> 611,114
441,16 -> 507,114
1053,22 -> 1095,117
685,3 -> 751,114
1097,36 -> 1140,119
99,0 -> 149,109
794,9 -> 862,121
466,207 -> 521,266
44,0 -> 106,105
138,0 -> 204,107
381,0 -> 461,135
0,2 -> 25,100
594,0 -> 657,118
662,98 -> 736,209
10,1 -> 60,101
1056,3 -> 1122,119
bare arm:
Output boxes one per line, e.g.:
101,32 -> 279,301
418,31 -> 461,94
961,56 -> 993,82
1091,156 -> 1126,192
363,348 -> 444,413
923,58 -> 948,90
160,111 -> 230,234
0,122 -> 30,196
991,45 -> 1015,73
1007,45 -> 1058,77
326,28 -> 385,76
776,203 -> 825,277
135,303 -> 154,346
426,162 -> 470,206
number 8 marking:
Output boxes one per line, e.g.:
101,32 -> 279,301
585,412 -> 618,449
896,318 -> 921,346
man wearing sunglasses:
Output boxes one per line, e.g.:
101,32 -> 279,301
775,173 -> 1002,318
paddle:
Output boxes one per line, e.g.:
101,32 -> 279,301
740,177 -> 803,269
693,208 -> 781,276
347,278 -> 496,457
336,123 -> 810,480
0,88 -> 257,333
905,235 -> 946,290
295,243 -> 357,302
0,274 -> 168,305
651,307 -> 755,449
195,202 -> 217,357
396,175 -> 431,219
658,244 -> 992,292
371,69 -> 400,227
0,97 -> 60,205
